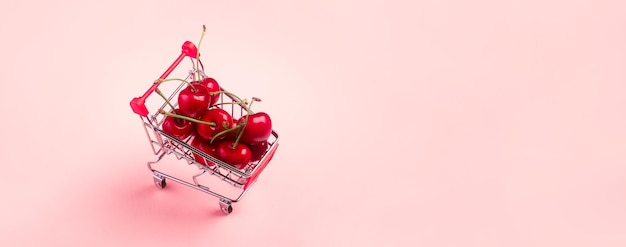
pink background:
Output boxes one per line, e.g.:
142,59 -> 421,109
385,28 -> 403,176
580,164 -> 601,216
1,0 -> 626,246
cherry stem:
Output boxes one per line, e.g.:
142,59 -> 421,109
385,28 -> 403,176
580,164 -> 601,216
159,109 -> 216,126
155,88 -> 176,110
196,25 -> 207,82
231,121 -> 246,149
211,91 -> 252,113
248,97 -> 261,109
155,77 -> 196,92
209,125 -> 242,145
210,90 -> 254,148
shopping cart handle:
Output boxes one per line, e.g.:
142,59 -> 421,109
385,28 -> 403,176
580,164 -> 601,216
130,41 -> 199,117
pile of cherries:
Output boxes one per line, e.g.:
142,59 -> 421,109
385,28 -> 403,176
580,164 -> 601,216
157,76 -> 272,170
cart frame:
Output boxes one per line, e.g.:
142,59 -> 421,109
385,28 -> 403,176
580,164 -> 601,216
130,41 -> 279,214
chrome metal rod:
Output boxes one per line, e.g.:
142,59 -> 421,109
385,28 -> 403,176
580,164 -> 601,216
147,151 -> 166,172
153,170 -> 240,203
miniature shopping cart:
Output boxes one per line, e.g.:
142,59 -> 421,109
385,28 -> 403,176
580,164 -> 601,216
129,41 -> 279,214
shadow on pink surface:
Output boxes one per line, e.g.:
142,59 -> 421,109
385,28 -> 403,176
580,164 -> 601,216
77,153 -> 236,244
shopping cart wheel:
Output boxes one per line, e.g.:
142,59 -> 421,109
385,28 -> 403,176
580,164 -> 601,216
153,176 -> 166,189
219,199 -> 233,214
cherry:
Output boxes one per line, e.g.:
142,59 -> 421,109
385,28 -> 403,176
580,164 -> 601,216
177,82 -> 211,119
161,109 -> 194,140
154,90 -> 194,140
153,77 -> 211,119
208,91 -> 271,145
227,120 -> 240,140
249,141 -> 268,162
200,90 -> 272,168
200,77 -> 221,106
159,109 -> 216,129
191,136 -> 218,166
196,108 -> 234,141
238,112 -> 272,145
216,140 -> 252,169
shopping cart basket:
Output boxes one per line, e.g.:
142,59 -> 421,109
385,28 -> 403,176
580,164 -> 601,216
129,41 -> 279,214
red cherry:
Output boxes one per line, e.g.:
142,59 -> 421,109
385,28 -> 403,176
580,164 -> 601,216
238,112 -> 272,145
249,141 -> 268,162
161,109 -> 194,140
216,140 -> 252,169
191,136 -> 218,166
196,108 -> 233,141
200,77 -> 221,106
177,83 -> 211,119
227,118 -> 240,140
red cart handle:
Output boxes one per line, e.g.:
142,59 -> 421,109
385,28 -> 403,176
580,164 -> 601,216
130,41 -> 199,117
